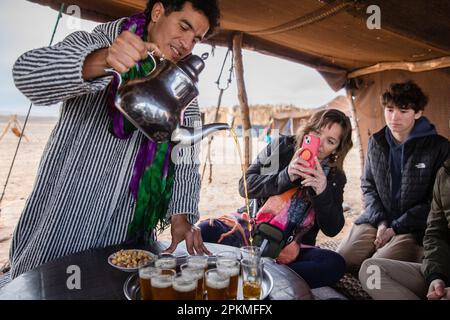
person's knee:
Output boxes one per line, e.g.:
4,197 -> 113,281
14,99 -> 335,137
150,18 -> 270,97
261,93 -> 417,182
337,224 -> 377,273
289,249 -> 346,288
198,219 -> 244,247
198,219 -> 211,234
198,219 -> 221,243
373,235 -> 423,263
336,243 -> 362,274
359,258 -> 383,291
327,251 -> 346,283
315,250 -> 346,285
359,258 -> 371,287
336,239 -> 352,264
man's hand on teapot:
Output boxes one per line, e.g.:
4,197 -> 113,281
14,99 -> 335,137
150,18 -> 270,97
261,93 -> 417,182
164,214 -> 211,255
106,31 -> 163,73
297,157 -> 327,195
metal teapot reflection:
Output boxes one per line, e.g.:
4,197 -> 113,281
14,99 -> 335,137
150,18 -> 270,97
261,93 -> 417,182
112,54 -> 229,144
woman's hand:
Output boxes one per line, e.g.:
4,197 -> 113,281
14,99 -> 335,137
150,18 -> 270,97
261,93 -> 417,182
287,149 -> 306,182
297,157 -> 327,195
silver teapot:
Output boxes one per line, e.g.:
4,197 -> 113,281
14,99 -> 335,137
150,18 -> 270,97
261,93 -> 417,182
111,54 -> 229,144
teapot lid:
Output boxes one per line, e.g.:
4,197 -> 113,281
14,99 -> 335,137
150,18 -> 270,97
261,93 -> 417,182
177,54 -> 205,82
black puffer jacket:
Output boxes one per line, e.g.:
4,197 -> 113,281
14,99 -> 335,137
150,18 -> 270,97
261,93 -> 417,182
238,135 -> 346,246
355,126 -> 450,242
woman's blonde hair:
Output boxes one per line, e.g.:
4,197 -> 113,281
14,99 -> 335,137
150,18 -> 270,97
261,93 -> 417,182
295,109 -> 353,172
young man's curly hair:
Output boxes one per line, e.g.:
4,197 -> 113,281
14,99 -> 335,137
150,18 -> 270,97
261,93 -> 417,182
144,0 -> 220,39
381,80 -> 429,112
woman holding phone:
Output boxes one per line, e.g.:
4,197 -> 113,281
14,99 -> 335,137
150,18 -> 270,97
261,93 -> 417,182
199,109 -> 353,288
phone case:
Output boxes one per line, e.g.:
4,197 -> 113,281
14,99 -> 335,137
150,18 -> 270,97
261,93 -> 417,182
299,134 -> 320,169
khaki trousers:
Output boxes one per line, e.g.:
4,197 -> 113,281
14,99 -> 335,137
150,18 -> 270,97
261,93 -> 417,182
358,258 -> 427,300
337,223 -> 423,274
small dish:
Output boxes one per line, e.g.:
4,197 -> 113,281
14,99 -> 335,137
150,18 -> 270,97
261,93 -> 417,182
108,249 -> 156,272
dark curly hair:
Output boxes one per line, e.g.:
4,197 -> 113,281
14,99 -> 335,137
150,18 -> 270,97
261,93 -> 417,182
381,80 -> 428,112
144,0 -> 220,39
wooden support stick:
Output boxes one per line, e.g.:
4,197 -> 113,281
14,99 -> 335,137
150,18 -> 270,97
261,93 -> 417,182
346,89 -> 365,176
233,33 -> 252,169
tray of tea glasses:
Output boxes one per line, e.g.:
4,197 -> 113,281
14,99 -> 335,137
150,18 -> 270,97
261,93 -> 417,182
123,257 -> 273,300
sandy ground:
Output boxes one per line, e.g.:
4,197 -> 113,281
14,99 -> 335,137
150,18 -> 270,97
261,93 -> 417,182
0,117 -> 362,270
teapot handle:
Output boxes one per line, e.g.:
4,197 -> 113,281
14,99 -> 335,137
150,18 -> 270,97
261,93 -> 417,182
148,50 -> 165,63
104,68 -> 123,87
104,51 -> 163,87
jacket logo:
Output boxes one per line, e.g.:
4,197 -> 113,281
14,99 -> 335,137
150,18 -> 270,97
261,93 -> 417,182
415,163 -> 426,169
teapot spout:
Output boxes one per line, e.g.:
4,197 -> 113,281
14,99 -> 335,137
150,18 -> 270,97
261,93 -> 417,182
172,123 -> 230,145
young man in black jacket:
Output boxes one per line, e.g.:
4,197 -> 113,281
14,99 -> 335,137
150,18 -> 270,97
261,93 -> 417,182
337,81 -> 450,274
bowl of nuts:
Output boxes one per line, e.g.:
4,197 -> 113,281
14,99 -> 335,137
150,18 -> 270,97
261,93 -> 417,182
108,249 -> 157,272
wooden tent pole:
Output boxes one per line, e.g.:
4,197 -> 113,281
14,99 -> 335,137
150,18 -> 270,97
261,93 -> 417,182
233,33 -> 252,169
346,88 -> 365,175
347,56 -> 450,79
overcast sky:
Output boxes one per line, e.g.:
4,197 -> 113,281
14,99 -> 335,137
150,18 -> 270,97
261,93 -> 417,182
0,0 -> 344,117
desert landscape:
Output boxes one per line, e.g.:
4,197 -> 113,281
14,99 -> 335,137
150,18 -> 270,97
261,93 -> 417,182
0,114 -> 363,272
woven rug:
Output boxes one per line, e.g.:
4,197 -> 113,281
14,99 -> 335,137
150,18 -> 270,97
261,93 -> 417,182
319,240 -> 372,300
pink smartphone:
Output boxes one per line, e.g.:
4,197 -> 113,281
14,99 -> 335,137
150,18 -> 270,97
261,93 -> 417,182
299,134 -> 320,169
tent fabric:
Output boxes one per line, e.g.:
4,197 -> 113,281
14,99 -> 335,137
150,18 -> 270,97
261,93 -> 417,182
26,0 -> 450,157
28,0 -> 450,89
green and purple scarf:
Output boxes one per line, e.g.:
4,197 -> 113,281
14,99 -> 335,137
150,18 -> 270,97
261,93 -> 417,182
108,13 -> 174,245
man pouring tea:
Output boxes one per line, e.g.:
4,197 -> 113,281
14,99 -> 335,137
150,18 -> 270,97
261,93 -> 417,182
0,0 -> 220,287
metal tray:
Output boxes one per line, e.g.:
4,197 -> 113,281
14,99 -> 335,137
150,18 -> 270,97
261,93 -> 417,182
124,267 -> 274,300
